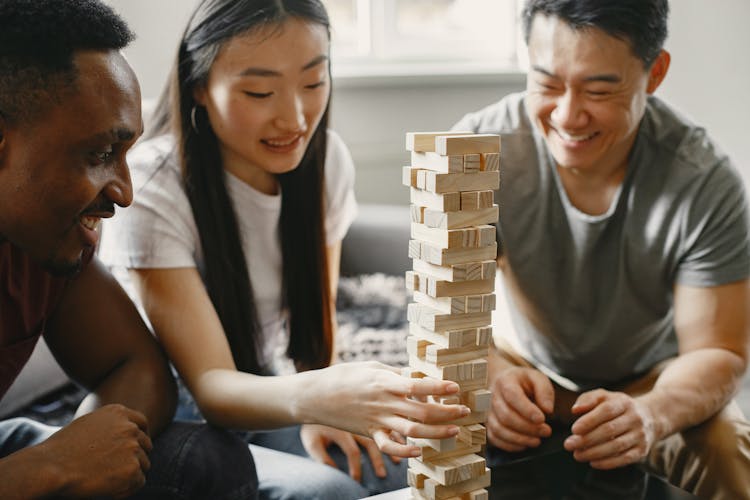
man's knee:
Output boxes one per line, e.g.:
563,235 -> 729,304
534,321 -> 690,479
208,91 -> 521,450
135,422 -> 258,500
681,403 -> 749,458
650,402 -> 750,499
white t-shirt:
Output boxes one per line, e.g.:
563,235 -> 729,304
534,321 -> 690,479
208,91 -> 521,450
99,130 -> 358,374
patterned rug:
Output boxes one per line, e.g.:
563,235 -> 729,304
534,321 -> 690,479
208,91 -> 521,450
335,273 -> 409,367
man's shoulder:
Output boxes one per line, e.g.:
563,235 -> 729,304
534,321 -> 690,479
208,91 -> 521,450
453,91 -> 532,135
0,242 -> 69,342
641,97 -> 730,175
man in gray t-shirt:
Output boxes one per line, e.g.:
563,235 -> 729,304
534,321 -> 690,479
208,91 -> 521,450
452,1 -> 750,497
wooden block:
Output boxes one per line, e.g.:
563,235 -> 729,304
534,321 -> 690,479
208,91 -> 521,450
460,191 -> 479,211
423,205 -> 499,230
481,261 -> 496,280
410,436 -> 481,461
469,489 -> 489,500
408,240 -> 422,260
413,291 -> 495,315
415,240 -> 497,266
438,395 -> 461,405
476,326 -> 492,346
409,323 -> 481,349
458,424 -> 487,446
463,153 -> 480,173
426,344 -> 489,366
407,336 -> 429,358
411,151 -> 464,173
411,188 -> 460,212
416,468 -> 491,500
410,355 -> 488,383
455,262 -> 483,281
481,152 -> 500,172
423,171 -> 499,194
435,134 -> 500,155
444,410 -> 488,427
401,366 -> 426,379
409,436 -> 457,453
411,223 -> 495,250
403,166 -> 418,187
466,389 -> 491,412
478,190 -> 494,208
413,259 -> 496,283
405,270 -> 416,290
465,295 -> 482,313
410,204 -> 426,224
408,469 -> 427,489
407,303 -> 492,332
428,277 -> 494,298
482,294 -> 496,312
417,169 -> 428,189
457,378 -> 490,393
409,453 -> 486,486
406,131 -> 473,152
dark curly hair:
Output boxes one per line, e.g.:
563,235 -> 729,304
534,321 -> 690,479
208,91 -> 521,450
0,0 -> 134,124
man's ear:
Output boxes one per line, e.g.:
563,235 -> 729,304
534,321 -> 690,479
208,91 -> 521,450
646,50 -> 671,94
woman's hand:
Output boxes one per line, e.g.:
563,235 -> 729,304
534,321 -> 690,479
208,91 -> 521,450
297,361 -> 471,457
301,424 -> 391,481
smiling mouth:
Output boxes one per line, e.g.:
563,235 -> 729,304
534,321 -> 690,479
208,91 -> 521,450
262,135 -> 303,148
554,128 -> 598,143
80,215 -> 101,231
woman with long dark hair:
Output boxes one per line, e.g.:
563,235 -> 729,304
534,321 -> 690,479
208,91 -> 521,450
100,0 -> 469,497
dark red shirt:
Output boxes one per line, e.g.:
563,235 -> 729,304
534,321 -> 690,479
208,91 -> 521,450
0,242 -> 69,399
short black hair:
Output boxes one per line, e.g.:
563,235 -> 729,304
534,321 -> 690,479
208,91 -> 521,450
522,0 -> 669,68
0,0 -> 135,124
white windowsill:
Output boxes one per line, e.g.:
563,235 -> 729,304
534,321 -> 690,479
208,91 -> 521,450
331,61 -> 526,88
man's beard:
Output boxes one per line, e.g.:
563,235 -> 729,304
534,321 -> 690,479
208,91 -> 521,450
42,255 -> 83,277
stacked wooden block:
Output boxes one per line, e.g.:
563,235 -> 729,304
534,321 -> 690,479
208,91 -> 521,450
402,131 -> 500,500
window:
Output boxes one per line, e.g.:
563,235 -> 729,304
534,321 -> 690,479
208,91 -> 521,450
324,0 -> 522,79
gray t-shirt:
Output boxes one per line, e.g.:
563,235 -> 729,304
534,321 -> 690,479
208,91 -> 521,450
454,92 -> 750,389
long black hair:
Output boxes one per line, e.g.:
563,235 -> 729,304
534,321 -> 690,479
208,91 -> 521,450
149,0 -> 333,374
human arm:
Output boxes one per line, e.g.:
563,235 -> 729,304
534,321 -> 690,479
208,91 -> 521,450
0,258 -> 173,499
301,242 -> 396,480
131,266 -> 469,457
565,280 -> 749,469
46,257 -> 176,430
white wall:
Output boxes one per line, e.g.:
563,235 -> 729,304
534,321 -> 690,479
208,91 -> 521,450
658,0 -> 750,189
106,0 -> 750,204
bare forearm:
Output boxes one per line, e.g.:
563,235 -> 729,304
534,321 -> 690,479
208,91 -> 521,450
191,368 -> 313,430
639,348 -> 746,439
75,353 -> 176,435
0,445 -> 65,499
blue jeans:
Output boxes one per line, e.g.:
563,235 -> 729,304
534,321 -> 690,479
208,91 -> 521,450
0,417 -> 258,499
176,379 -> 407,499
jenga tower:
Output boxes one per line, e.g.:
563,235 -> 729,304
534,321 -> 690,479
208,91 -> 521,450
402,131 -> 500,500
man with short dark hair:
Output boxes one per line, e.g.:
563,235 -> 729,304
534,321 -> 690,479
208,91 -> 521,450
0,1 -> 257,498
454,0 -> 750,497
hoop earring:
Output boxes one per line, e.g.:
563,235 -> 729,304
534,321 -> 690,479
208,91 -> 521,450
190,105 -> 200,134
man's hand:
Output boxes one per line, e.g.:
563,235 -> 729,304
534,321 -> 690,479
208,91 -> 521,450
488,366 -> 554,451
38,404 -> 152,498
301,424 -> 398,482
564,389 -> 656,469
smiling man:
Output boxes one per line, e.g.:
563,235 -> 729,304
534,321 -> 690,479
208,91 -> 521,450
0,1 -> 257,499
453,0 -> 750,497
